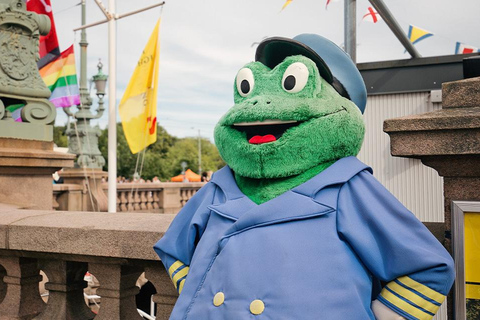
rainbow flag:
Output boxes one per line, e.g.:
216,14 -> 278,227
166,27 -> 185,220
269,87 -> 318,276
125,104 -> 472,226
40,45 -> 80,108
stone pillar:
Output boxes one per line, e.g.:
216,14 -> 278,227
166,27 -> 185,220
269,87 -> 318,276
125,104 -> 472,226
0,257 -> 44,320
159,184 -> 182,214
145,265 -> 177,320
88,263 -> 143,320
61,169 -> 108,212
384,76 -> 480,319
35,260 -> 95,320
0,139 -> 74,210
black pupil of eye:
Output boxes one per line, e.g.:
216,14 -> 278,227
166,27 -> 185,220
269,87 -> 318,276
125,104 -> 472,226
284,75 -> 296,91
240,80 -> 250,94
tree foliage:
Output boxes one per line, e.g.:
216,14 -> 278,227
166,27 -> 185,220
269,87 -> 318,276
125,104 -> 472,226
55,123 -> 225,181
53,125 -> 68,147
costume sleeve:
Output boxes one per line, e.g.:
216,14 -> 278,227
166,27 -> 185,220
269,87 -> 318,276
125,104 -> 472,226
336,170 -> 455,320
154,182 -> 217,294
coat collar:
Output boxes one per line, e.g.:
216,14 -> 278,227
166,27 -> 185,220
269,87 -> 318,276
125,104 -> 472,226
208,157 -> 371,234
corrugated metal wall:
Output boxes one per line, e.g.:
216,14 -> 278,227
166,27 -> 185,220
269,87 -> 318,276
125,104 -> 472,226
357,92 -> 444,222
357,92 -> 447,320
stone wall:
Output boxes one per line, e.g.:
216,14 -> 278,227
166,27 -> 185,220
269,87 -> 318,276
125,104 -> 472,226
0,204 -> 177,319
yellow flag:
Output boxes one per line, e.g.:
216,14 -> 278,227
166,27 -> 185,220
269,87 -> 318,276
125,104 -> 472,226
407,25 -> 433,45
119,19 -> 160,154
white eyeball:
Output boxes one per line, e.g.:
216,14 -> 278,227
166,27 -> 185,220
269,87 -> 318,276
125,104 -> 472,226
282,62 -> 309,93
236,68 -> 255,97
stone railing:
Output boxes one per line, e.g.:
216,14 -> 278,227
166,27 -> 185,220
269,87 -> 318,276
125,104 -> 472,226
53,182 -> 205,213
0,203 -> 178,319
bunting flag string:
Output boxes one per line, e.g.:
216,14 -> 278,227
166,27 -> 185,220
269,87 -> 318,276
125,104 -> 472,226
455,42 -> 480,54
281,0 -> 293,11
362,7 -> 381,23
407,25 -> 434,46
325,0 -> 340,10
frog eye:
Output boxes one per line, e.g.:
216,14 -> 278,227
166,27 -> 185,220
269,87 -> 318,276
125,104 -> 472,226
282,62 -> 309,93
236,68 -> 255,97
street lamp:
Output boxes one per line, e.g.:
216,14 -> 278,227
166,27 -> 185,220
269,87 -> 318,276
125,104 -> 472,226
64,0 -> 107,169
92,60 -> 108,98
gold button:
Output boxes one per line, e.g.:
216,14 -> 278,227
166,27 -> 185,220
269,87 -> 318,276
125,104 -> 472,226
213,292 -> 224,307
250,299 -> 265,315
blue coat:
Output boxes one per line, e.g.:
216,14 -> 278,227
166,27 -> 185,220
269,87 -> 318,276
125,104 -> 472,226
154,157 -> 455,320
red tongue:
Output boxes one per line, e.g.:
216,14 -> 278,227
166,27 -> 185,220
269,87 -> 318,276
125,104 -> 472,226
248,134 -> 277,144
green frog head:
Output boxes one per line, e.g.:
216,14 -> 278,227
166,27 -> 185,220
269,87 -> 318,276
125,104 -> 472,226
214,34 -> 367,203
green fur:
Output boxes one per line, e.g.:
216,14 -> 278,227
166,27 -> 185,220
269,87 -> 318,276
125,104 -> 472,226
234,161 -> 334,204
214,55 -> 365,203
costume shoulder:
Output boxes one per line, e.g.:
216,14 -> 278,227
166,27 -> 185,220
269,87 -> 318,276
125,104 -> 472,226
337,166 -> 455,320
153,167 -> 234,293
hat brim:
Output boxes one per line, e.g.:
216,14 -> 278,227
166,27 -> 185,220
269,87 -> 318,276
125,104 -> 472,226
255,37 -> 334,84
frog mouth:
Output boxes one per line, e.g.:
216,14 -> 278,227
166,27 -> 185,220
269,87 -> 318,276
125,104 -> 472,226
231,120 -> 301,144
230,107 -> 347,144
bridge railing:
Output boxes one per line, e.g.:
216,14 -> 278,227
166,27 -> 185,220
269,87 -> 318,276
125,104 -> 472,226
0,204 -> 177,319
53,182 -> 205,213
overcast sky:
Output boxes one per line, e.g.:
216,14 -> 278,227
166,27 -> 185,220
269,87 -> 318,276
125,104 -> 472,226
50,0 -> 480,141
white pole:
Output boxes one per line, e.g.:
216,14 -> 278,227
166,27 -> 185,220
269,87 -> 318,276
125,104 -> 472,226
198,129 -> 201,175
107,0 -> 117,212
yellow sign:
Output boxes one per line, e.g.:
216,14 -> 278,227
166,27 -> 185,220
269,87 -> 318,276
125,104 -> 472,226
465,212 -> 480,300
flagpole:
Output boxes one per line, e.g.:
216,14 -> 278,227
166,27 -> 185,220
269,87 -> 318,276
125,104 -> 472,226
344,0 -> 356,63
368,0 -> 421,58
107,0 -> 117,212
73,0 -> 166,212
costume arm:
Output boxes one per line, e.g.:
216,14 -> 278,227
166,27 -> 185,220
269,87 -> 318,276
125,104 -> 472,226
153,182 -> 217,294
337,171 -> 455,320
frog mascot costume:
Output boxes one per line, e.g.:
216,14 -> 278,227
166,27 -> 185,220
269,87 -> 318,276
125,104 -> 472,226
154,34 -> 455,320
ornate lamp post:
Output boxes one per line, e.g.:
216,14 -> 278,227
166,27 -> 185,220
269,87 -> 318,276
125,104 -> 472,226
61,0 -> 108,212
64,0 -> 106,169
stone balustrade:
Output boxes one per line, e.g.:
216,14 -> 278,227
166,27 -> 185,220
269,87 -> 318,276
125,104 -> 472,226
0,203 -> 178,319
53,182 -> 205,213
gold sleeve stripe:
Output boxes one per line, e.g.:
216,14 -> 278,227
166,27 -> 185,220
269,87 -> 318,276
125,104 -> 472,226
380,289 -> 432,320
178,279 -> 186,294
172,266 -> 189,289
397,276 -> 445,304
386,282 -> 440,314
168,260 -> 184,278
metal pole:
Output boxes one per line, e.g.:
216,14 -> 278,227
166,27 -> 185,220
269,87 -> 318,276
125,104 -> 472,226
73,2 -> 165,32
198,130 -> 201,175
107,0 -> 117,212
368,0 -> 421,58
344,0 -> 356,63
79,0 -> 88,100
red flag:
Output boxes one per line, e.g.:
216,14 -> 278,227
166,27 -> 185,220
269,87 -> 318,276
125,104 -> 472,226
26,0 -> 60,68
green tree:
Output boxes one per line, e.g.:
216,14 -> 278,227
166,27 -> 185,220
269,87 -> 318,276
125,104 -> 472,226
53,125 -> 68,147
163,137 -> 225,178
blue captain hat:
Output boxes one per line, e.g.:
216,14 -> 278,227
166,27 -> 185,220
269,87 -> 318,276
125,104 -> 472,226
255,34 -> 367,113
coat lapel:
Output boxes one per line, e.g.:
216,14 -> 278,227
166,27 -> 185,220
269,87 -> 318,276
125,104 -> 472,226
208,157 -> 371,236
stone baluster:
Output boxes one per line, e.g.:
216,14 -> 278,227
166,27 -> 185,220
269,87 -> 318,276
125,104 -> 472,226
152,191 -> 160,210
140,191 -> 148,210
116,192 -> 121,212
0,266 -> 6,306
146,191 -> 154,210
179,190 -> 186,207
127,192 -> 135,212
132,191 -> 141,211
145,265 -> 177,320
88,264 -> 144,320
0,256 -> 45,319
35,260 -> 95,320
120,191 -> 128,212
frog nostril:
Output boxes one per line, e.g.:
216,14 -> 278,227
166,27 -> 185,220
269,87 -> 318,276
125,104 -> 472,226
252,100 -> 258,106
266,101 -> 271,105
